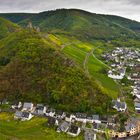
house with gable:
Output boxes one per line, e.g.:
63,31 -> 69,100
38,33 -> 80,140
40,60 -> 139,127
22,102 -> 34,112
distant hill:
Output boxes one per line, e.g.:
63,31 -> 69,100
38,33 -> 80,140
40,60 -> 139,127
1,9 -> 140,40
0,13 -> 35,23
0,17 -> 20,39
103,15 -> 140,34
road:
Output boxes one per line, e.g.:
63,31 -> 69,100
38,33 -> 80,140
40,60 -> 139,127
83,48 -> 94,77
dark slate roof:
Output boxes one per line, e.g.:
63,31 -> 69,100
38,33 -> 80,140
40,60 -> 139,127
66,113 -> 71,118
75,113 -> 87,119
23,102 -> 33,109
58,121 -> 70,131
55,110 -> 64,116
100,116 -> 108,122
112,100 -> 126,109
22,112 -> 30,118
135,102 -> 140,108
92,115 -> 99,120
125,118 -> 140,132
86,114 -> 93,120
36,104 -> 44,111
134,98 -> 140,103
93,122 -> 99,129
47,117 -> 56,126
125,123 -> 136,132
68,125 -> 79,134
15,111 -> 22,117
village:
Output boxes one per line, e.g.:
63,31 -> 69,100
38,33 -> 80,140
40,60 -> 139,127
0,47 -> 140,140
103,47 -> 140,139
103,47 -> 140,114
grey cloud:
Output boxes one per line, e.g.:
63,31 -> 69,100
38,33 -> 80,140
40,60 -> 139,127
126,0 -> 140,5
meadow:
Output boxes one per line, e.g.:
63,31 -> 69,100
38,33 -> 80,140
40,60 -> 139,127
0,112 -> 83,140
50,34 -> 119,99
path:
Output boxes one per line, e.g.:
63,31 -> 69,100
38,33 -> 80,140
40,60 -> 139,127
60,42 -> 80,51
92,54 -> 111,69
42,33 -> 80,50
83,48 -> 94,77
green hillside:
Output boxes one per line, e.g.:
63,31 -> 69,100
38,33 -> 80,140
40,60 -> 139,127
0,113 -> 83,140
1,9 -> 140,40
103,15 -> 140,35
0,17 -> 20,39
0,9 -> 140,114
46,34 -> 119,98
0,13 -> 35,23
0,29 -> 112,114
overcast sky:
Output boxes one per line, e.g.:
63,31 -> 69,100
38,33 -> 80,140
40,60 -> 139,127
0,0 -> 140,22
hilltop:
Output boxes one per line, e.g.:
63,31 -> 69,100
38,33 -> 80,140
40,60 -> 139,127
0,17 -> 20,39
1,9 -> 140,40
0,29 -> 112,114
0,9 -> 140,114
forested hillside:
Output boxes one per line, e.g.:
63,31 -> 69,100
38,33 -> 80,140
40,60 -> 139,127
0,17 -> 20,39
0,30 -> 111,114
0,9 -> 140,114
1,9 -> 140,40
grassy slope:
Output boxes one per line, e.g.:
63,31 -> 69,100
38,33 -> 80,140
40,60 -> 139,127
0,113 -> 83,140
18,9 -> 138,40
0,17 -> 20,39
48,34 -> 119,99
0,30 -> 112,114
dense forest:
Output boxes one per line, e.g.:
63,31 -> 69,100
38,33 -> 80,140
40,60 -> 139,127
1,9 -> 140,40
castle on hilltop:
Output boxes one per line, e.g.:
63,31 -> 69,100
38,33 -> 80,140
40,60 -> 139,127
27,21 -> 40,32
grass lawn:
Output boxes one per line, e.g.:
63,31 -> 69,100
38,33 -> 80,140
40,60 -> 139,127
63,45 -> 86,66
62,41 -> 119,99
0,113 -> 83,140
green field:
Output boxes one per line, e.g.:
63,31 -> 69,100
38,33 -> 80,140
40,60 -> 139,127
49,34 -> 119,99
63,45 -> 86,66
0,113 -> 83,140
87,54 -> 118,98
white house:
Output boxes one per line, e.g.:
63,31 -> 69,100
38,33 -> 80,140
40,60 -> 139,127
14,111 -> 33,121
75,113 -> 87,123
34,104 -> 46,115
136,94 -> 140,99
57,121 -> 70,133
134,98 -> 140,113
45,108 -> 55,117
112,99 -> 127,112
67,125 -> 81,137
65,113 -> 75,122
22,102 -> 34,112
93,115 -> 101,123
21,112 -> 33,121
108,74 -> 124,80
55,110 -> 66,119
47,117 -> 59,127
11,102 -> 22,109
14,111 -> 23,119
